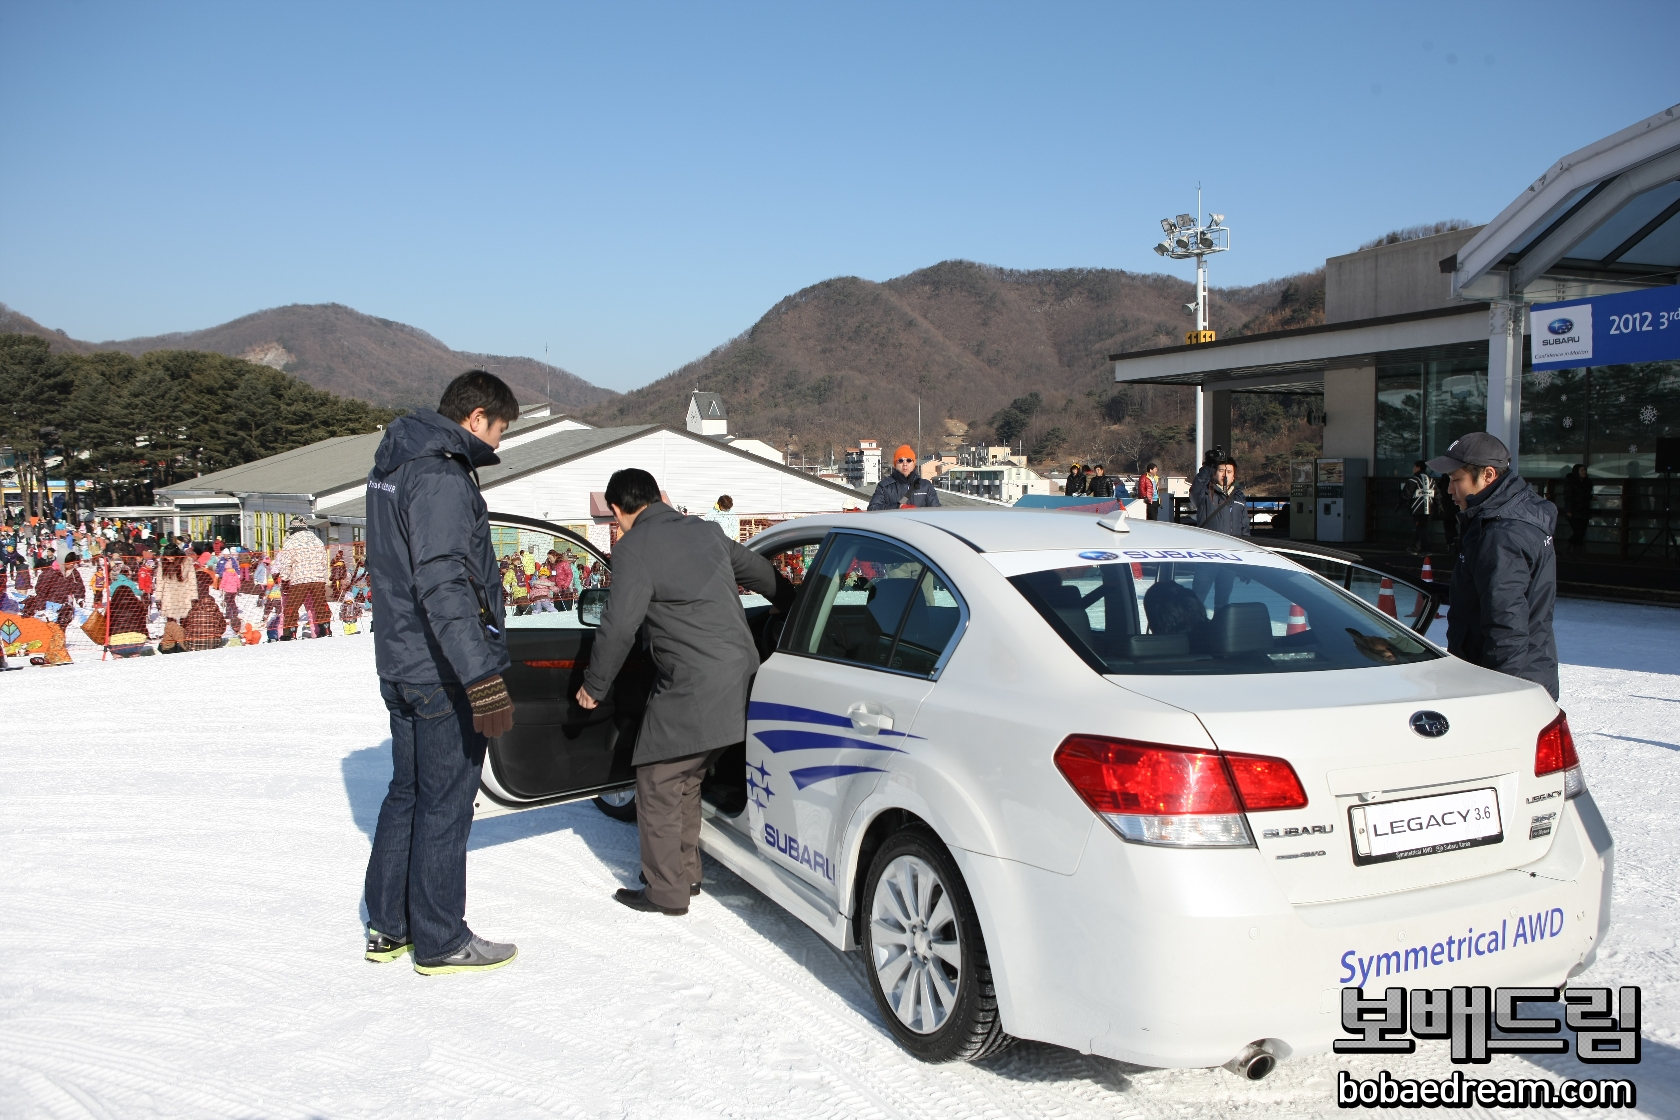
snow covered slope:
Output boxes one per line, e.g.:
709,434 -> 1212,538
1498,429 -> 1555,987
1,601 -> 1676,1118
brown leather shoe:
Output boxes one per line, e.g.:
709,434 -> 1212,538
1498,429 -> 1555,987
614,887 -> 687,916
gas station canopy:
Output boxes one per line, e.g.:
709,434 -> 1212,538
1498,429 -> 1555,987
1452,104 -> 1680,305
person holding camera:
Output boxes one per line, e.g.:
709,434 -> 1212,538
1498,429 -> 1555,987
1190,449 -> 1250,537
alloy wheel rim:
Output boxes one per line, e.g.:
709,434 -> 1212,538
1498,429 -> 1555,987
869,854 -> 962,1034
598,788 -> 635,807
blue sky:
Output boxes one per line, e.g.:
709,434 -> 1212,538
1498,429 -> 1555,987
2,2 -> 1676,392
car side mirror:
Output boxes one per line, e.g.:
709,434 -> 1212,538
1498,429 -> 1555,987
577,588 -> 609,627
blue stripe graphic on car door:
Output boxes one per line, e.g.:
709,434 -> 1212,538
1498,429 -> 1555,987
751,729 -> 906,754
789,765 -> 887,790
746,701 -> 852,728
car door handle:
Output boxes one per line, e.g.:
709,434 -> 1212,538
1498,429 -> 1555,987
847,703 -> 893,732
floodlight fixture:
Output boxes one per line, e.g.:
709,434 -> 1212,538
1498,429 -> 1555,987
1144,190 -> 1230,329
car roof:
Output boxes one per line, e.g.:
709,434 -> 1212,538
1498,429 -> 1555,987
796,509 -> 1272,554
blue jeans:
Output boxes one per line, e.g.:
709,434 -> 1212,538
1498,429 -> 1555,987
363,679 -> 487,961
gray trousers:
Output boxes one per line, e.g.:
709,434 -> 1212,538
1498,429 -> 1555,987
636,748 -> 723,909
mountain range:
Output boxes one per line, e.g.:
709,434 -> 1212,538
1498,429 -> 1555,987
580,261 -> 1326,479
0,302 -> 614,415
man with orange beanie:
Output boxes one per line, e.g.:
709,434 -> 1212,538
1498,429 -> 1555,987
867,444 -> 942,510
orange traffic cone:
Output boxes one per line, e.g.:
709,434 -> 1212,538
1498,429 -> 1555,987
1286,603 -> 1308,635
1420,556 -> 1434,582
1131,561 -> 1144,580
1377,577 -> 1397,618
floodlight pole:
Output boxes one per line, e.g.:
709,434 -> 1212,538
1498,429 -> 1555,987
1147,196 -> 1229,474
1192,250 -> 1210,463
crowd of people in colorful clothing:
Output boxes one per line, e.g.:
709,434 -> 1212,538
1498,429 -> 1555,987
0,514 -> 373,668
498,545 -> 608,614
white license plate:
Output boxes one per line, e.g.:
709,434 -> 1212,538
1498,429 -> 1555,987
1349,787 -> 1503,865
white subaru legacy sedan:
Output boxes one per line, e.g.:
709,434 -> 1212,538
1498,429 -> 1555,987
480,509 -> 1612,1075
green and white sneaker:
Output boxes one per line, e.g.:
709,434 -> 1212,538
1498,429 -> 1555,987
414,935 -> 518,976
364,929 -> 412,963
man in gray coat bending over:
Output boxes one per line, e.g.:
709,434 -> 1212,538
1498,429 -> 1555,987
575,468 -> 788,915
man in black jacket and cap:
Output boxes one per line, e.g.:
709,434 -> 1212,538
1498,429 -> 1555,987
576,468 -> 790,915
361,370 -> 521,975
1428,432 -> 1559,699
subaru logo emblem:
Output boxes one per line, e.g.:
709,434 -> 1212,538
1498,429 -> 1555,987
1547,318 -> 1574,335
1078,551 -> 1119,561
1409,711 -> 1450,738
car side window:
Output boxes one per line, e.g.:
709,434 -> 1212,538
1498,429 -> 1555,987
783,533 -> 962,675
889,567 -> 963,675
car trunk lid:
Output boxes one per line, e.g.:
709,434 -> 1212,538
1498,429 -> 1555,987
1107,661 -> 1566,904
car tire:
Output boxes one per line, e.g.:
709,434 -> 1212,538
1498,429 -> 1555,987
593,787 -> 637,822
861,827 -> 1013,1063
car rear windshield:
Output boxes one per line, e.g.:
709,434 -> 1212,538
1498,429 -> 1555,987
1006,553 -> 1439,676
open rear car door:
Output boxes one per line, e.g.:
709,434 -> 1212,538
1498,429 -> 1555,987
475,514 -> 653,814
1264,541 -> 1442,636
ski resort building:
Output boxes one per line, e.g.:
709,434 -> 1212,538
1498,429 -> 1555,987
1113,103 -> 1680,570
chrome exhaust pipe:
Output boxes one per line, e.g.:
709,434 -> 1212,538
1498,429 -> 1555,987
1222,1041 -> 1276,1081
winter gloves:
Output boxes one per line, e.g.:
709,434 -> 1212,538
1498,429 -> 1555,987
467,673 -> 515,738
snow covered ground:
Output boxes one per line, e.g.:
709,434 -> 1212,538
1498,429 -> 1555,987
1,598 -> 1676,1119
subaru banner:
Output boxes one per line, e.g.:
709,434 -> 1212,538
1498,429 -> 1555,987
1530,282 -> 1680,370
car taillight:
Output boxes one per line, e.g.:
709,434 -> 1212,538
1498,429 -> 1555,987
1053,736 -> 1307,848
1535,711 -> 1586,799
1225,752 -> 1310,811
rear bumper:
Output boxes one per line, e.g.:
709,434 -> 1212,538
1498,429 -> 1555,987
952,790 -> 1613,1069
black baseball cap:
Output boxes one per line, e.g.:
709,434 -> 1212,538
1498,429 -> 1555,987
1426,432 -> 1510,474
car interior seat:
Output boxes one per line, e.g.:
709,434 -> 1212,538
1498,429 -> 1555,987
1206,601 -> 1273,657
1040,583 -> 1096,648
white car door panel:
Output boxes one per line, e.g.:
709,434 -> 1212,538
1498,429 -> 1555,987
746,530 -> 962,905
747,657 -> 930,901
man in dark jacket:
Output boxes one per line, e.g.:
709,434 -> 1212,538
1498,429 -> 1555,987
1086,464 -> 1117,499
1190,456 -> 1251,537
1402,460 -> 1434,554
1064,462 -> 1086,497
362,370 -> 520,975
1428,432 -> 1559,699
1561,463 -> 1592,553
576,469 -> 789,915
867,445 -> 941,510
1433,472 -> 1459,548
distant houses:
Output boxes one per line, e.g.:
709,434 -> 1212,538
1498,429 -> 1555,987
151,400 -> 868,548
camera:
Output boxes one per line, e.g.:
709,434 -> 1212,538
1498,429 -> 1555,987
1203,445 -> 1225,467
